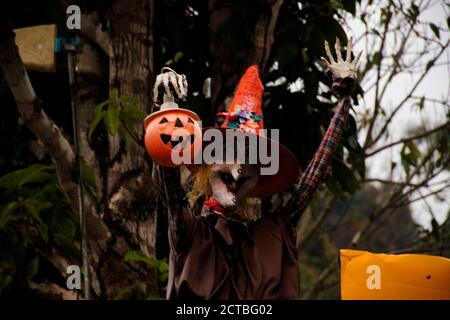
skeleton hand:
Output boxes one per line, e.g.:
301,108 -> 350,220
321,37 -> 361,96
321,37 -> 361,79
153,67 -> 188,105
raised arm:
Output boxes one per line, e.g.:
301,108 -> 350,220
150,68 -> 197,253
152,164 -> 196,253
285,37 -> 361,225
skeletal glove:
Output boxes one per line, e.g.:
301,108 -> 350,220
321,37 -> 361,97
153,67 -> 188,105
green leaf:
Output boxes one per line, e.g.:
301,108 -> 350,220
332,159 -> 360,194
372,52 -> 381,66
301,48 -> 309,66
109,89 -> 119,101
124,250 -> 158,268
371,28 -> 381,37
19,171 -> 52,187
26,256 -> 39,280
160,272 -> 169,283
173,51 -> 184,63
429,23 -> 440,39
37,224 -> 49,243
407,4 -> 419,21
158,261 -> 169,274
400,141 -> 421,176
82,162 -> 96,189
119,96 -> 143,108
95,100 -> 110,113
0,164 -> 50,189
23,202 -> 48,242
88,110 -> 106,142
0,202 -> 21,228
118,125 -> 127,140
0,274 -> 14,292
106,105 -> 121,135
407,141 -> 421,160
122,106 -> 148,120
415,96 -> 425,110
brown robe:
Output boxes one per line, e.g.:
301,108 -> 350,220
166,208 -> 299,300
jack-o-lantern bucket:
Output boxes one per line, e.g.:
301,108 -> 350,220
144,104 -> 202,167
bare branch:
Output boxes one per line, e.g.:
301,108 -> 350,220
352,147 -> 436,246
297,196 -> 336,250
253,0 -> 285,73
362,2 -> 393,149
366,121 -> 450,157
301,259 -> 339,299
368,41 -> 449,148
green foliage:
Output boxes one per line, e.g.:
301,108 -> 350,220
406,3 -> 419,22
429,23 -> 440,39
332,158 -> 361,195
0,164 -> 79,296
400,141 -> 422,176
116,250 -> 169,299
88,90 -> 147,142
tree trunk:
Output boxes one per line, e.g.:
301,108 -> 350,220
85,0 -> 158,299
208,0 -> 284,115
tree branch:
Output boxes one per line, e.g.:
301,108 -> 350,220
368,40 -> 449,148
252,0 -> 284,73
362,2 -> 392,149
0,29 -> 110,262
366,121 -> 450,157
351,147 -> 436,246
301,259 -> 338,299
297,195 -> 336,250
0,30 -> 78,212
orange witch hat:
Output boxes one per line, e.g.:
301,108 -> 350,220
218,65 -> 265,134
190,65 -> 300,198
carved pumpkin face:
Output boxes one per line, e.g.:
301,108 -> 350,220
144,108 -> 202,167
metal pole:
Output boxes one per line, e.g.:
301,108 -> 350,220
67,46 -> 90,299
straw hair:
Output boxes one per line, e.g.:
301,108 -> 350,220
187,165 -> 261,221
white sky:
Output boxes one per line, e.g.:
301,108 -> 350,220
344,0 -> 449,230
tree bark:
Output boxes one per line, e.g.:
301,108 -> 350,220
208,0 -> 284,115
92,0 -> 158,299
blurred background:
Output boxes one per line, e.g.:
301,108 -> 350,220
0,0 -> 448,299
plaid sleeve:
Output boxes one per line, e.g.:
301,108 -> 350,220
286,98 -> 351,225
152,164 -> 195,253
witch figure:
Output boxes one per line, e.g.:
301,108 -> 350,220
145,37 -> 360,300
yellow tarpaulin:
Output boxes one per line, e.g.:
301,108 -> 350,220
340,249 -> 450,300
